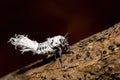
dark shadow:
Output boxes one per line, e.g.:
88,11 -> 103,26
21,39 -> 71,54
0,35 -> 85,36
15,51 -> 70,75
15,55 -> 56,74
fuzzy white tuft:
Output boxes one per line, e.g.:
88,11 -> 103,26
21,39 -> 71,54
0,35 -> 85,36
9,34 -> 39,53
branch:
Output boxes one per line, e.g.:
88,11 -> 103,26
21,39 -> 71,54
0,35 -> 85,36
1,22 -> 120,80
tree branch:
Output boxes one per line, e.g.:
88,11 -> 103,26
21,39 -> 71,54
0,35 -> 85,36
1,22 -> 120,80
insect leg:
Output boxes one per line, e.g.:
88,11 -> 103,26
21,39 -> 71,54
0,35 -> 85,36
58,47 -> 63,66
54,53 -> 57,61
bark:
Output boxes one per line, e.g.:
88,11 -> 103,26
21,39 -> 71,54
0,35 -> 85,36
1,22 -> 120,80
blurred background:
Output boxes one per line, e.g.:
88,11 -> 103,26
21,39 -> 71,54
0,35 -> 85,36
1,0 -> 120,77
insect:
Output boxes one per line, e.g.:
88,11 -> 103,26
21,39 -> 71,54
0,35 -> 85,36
8,34 -> 70,65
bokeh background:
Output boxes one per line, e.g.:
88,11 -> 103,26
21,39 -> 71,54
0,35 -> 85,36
1,0 -> 120,77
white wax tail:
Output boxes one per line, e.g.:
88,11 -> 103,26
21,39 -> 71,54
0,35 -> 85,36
9,34 -> 39,53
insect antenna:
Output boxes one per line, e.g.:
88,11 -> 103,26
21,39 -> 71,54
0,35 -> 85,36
64,33 -> 69,39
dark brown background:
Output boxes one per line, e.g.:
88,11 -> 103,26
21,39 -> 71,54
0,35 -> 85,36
0,0 -> 120,77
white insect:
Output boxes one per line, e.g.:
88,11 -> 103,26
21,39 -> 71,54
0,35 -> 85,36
8,34 -> 70,64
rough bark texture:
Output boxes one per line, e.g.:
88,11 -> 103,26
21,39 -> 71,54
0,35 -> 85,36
1,22 -> 120,80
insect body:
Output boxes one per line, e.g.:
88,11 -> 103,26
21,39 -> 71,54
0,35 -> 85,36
9,34 -> 70,64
